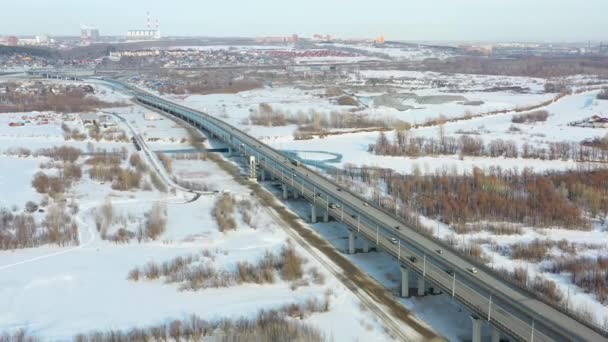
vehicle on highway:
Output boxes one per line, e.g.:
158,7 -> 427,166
290,159 -> 301,166
446,269 -> 455,276
337,188 -> 342,191
363,202 -> 369,206
468,267 -> 478,274
409,256 -> 418,263
394,225 -> 401,230
435,249 -> 443,254
329,203 -> 340,209
389,237 -> 398,245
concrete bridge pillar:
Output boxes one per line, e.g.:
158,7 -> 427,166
400,266 -> 410,298
491,327 -> 501,342
227,146 -> 233,157
282,185 -> 289,200
362,238 -> 370,253
323,209 -> 329,222
470,316 -> 483,342
294,191 -> 299,200
348,230 -> 356,254
417,276 -> 426,296
310,204 -> 317,223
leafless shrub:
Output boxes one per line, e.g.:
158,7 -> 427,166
129,153 -> 148,173
237,199 -> 255,228
157,153 -> 172,174
149,171 -> 168,193
336,95 -> 358,106
111,168 -> 142,191
213,194 -> 236,232
71,309 -> 323,342
531,275 -> 564,304
511,239 -> 550,262
127,268 -> 141,281
512,110 -> 549,124
129,243 -> 306,290
280,242 -> 304,281
0,329 -> 40,342
547,256 -> 608,303
145,203 -> 167,240
35,146 -> 81,163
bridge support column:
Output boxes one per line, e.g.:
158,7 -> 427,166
282,185 -> 289,200
248,156 -> 257,182
323,209 -> 329,222
294,191 -> 299,200
348,230 -> 356,254
470,316 -> 483,342
310,204 -> 317,223
227,147 -> 233,157
400,266 -> 410,298
490,327 -> 500,342
417,276 -> 426,296
362,238 -> 369,253
260,169 -> 266,182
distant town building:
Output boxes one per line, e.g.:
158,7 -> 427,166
255,34 -> 299,44
126,30 -> 161,41
312,34 -> 335,42
35,35 -> 50,44
375,35 -> 385,44
81,26 -> 100,41
0,36 -> 18,46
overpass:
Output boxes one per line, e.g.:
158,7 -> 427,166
31,73 -> 608,342
128,85 -> 607,342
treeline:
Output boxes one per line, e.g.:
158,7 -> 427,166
248,103 -> 408,131
0,84 -> 124,113
338,165 -> 608,228
157,72 -> 262,95
0,204 -> 79,250
511,110 -> 549,123
416,56 -> 608,77
597,89 -> 608,100
369,130 -> 608,162
128,243 -> 311,291
2,309 -> 325,342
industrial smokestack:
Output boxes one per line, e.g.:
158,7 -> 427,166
147,11 -> 151,29
155,18 -> 159,30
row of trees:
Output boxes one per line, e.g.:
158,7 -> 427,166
0,83 -> 123,113
337,164 -> 608,228
370,130 -> 608,162
248,103 -> 407,131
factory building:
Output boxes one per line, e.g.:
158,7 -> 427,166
126,30 -> 161,41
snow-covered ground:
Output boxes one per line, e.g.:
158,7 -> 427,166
0,81 -> 420,341
141,67 -> 608,330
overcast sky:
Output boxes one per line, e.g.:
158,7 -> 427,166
2,0 -> 607,42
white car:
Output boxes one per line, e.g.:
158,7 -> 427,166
468,267 -> 478,274
389,237 -> 398,245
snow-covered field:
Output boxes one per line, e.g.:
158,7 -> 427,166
0,81 -> 420,341
144,66 -> 608,331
